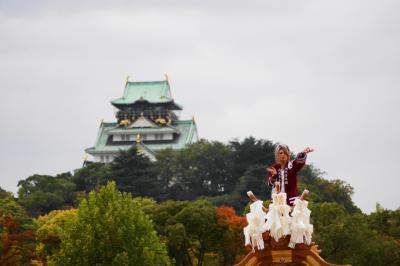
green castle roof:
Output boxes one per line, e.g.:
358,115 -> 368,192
111,80 -> 182,109
85,120 -> 197,155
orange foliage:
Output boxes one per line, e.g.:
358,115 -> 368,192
215,206 -> 247,264
216,206 -> 247,229
0,215 -> 36,266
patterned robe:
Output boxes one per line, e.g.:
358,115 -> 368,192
267,152 -> 307,206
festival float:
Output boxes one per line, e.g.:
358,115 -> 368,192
235,183 -> 349,266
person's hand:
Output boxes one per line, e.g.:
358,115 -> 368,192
303,147 -> 314,154
267,167 -> 277,176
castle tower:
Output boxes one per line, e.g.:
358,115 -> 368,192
85,78 -> 198,162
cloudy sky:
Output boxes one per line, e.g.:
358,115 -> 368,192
1,0 -> 399,213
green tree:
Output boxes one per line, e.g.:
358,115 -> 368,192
142,200 -> 192,265
297,164 -> 360,213
368,203 -> 400,239
175,200 -> 220,266
229,137 -> 275,182
72,162 -> 111,192
154,148 -> 181,200
17,174 -> 76,216
155,140 -> 234,200
109,147 -> 162,199
311,202 -> 400,266
35,209 -> 77,263
231,164 -> 272,211
181,140 -> 233,197
143,199 -> 220,266
51,182 -> 170,266
223,137 -> 276,212
0,187 -> 7,198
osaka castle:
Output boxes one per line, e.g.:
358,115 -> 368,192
85,77 -> 199,162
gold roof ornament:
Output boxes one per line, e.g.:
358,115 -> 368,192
155,116 -> 167,125
125,75 -> 130,86
192,115 -> 196,124
119,119 -> 130,127
165,73 -> 169,81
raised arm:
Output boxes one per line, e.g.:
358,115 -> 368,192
293,147 -> 314,172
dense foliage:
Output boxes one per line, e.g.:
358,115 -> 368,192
4,137 -> 399,265
137,199 -> 246,266
34,209 -> 77,263
0,190 -> 36,266
51,182 -> 171,266
17,174 -> 76,216
311,202 -> 400,265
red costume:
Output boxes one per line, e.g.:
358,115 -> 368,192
267,152 -> 307,206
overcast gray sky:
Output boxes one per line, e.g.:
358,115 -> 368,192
1,0 -> 399,213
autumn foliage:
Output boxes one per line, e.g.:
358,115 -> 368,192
215,206 -> 247,265
0,214 -> 36,266
216,206 -> 247,228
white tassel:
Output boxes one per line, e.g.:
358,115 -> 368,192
244,226 -> 250,246
266,192 -> 291,242
289,198 -> 313,248
243,200 -> 268,251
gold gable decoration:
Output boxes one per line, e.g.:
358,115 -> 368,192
119,118 -> 131,127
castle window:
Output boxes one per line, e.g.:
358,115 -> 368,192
155,134 -> 164,140
121,135 -> 130,141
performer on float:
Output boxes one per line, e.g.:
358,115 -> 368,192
266,144 -> 313,206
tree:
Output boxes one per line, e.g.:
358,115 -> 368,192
311,202 -> 400,266
0,215 -> 36,266
154,148 -> 181,200
0,187 -> 8,198
229,137 -> 275,182
368,204 -> 400,239
72,162 -> 111,192
174,200 -> 219,266
51,182 -> 170,266
35,209 -> 77,263
142,200 -> 192,265
299,172 -> 360,213
109,147 -> 162,199
17,174 -> 76,216
155,140 -> 234,200
143,200 -> 222,266
215,206 -> 247,265
211,137 -> 274,212
229,164 -> 272,211
180,140 -> 233,197
0,191 -> 36,266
